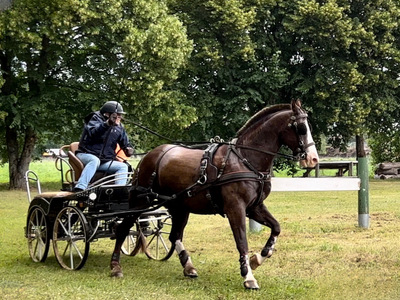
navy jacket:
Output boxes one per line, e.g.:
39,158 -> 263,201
78,111 -> 132,161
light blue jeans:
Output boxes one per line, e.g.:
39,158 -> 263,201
75,153 -> 129,190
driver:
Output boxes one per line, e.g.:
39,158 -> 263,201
74,101 -> 134,192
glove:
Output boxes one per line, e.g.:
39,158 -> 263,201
124,147 -> 134,157
107,113 -> 118,126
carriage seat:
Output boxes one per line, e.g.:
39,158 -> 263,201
67,142 -> 84,180
59,142 -> 84,183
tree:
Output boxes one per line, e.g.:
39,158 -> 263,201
167,0 -> 289,142
266,0 -> 400,149
168,0 -> 400,156
369,118 -> 400,163
0,0 -> 193,189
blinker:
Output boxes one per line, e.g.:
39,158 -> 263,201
297,123 -> 307,135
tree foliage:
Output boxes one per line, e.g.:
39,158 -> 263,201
280,0 -> 400,150
168,0 -> 400,155
168,0 -> 289,142
0,0 -> 193,188
369,124 -> 400,164
2,0 -> 400,188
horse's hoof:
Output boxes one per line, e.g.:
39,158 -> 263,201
250,253 -> 262,270
244,279 -> 259,290
183,267 -> 198,278
110,262 -> 123,278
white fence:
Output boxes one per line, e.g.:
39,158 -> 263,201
271,177 -> 360,192
249,177 -> 361,232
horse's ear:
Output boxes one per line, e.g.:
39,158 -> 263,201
291,99 -> 302,112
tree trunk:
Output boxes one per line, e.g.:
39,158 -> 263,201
6,119 -> 37,190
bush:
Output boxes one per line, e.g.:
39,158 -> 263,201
369,127 -> 400,164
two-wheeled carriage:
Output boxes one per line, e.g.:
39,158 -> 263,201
24,143 -> 173,270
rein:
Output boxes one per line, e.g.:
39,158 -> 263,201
232,143 -> 302,161
124,117 -> 306,162
124,118 -> 211,146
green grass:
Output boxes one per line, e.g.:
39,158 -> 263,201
1,160 -> 400,299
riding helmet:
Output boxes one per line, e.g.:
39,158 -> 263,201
100,101 -> 126,115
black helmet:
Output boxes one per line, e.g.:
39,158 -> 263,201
100,101 -> 125,115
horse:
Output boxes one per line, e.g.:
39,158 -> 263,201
110,99 -> 319,289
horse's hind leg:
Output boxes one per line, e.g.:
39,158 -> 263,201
110,214 -> 139,277
247,203 -> 281,270
169,211 -> 198,278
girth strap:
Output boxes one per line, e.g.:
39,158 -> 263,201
215,171 -> 270,186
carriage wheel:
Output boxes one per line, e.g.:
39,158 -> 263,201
121,223 -> 143,256
142,214 -> 174,261
27,206 -> 50,263
52,206 -> 90,270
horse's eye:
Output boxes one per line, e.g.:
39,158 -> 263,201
297,123 -> 307,135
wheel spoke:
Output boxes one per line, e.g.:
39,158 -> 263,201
69,243 -> 74,269
35,210 -> 40,228
125,236 -> 135,252
58,219 -> 68,236
157,234 -> 169,251
62,241 -> 70,257
71,240 -> 84,260
146,234 -> 156,246
33,239 -> 40,259
34,237 -> 45,260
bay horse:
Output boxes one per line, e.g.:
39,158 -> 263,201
110,100 -> 319,289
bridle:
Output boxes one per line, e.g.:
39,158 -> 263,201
232,111 -> 315,162
287,112 -> 315,161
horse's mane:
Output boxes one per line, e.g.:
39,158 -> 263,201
236,103 -> 291,137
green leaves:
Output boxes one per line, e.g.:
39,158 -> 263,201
277,0 -> 400,147
2,0 -> 400,183
0,0 -> 193,186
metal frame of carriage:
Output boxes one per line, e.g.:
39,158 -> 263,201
24,143 -> 174,270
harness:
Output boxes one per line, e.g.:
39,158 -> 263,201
132,141 -> 271,216
131,111 -> 314,215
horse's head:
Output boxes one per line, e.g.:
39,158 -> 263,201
280,100 -> 319,168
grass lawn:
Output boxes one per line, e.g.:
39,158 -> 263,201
1,160 -> 400,299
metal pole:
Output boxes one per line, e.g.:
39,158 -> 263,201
356,135 -> 369,228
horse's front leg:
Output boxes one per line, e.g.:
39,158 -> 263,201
226,205 -> 259,290
110,215 -> 138,277
247,203 -> 281,270
176,239 -> 198,278
169,210 -> 198,278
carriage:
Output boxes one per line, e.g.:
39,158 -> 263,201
24,142 -> 173,270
